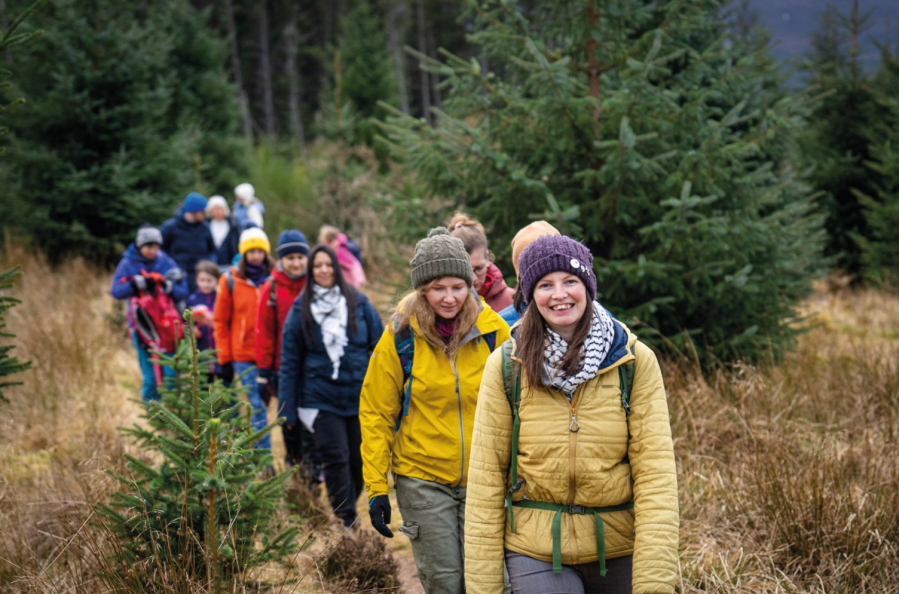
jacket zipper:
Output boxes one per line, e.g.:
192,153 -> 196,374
566,384 -> 585,563
452,354 -> 465,487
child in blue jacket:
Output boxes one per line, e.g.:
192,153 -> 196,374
111,225 -> 189,402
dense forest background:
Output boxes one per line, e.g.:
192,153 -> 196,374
1,0 -> 898,363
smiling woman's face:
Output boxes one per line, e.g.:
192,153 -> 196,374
533,271 -> 587,339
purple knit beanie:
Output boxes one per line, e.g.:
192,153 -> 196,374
517,235 -> 597,305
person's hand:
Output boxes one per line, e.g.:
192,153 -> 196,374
257,381 -> 272,407
369,495 -> 394,538
220,362 -> 234,385
163,279 -> 174,295
131,275 -> 148,293
256,369 -> 274,406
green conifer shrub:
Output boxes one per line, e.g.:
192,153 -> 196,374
0,267 -> 31,404
96,310 -> 299,591
0,0 -> 245,265
380,0 -> 825,363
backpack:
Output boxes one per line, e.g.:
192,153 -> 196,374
499,339 -> 635,516
393,322 -> 498,429
130,284 -> 184,353
226,270 -> 277,301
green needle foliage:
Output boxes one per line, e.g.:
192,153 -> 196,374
380,0 -> 825,364
0,266 -> 31,404
855,50 -> 899,288
96,310 -> 299,591
1,0 -> 245,265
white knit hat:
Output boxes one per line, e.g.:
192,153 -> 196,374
206,195 -> 230,215
234,183 -> 255,204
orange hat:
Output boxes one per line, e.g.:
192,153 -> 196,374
510,221 -> 560,277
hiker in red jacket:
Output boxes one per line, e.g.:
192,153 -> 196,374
255,230 -> 318,474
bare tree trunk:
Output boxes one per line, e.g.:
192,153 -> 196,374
222,0 -> 252,136
258,0 -> 276,137
386,1 -> 410,114
427,12 -> 442,111
283,8 -> 307,154
415,0 -> 431,124
850,0 -> 859,82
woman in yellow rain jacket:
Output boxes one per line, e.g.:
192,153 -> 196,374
464,234 -> 679,594
360,227 -> 510,594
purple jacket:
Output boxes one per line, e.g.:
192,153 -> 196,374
186,289 -> 220,373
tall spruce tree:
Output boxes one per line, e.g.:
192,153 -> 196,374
380,0 -> 824,363
798,1 -> 878,277
854,49 -> 899,286
0,0 -> 244,265
333,0 -> 398,144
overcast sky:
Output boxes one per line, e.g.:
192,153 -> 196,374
747,0 -> 899,70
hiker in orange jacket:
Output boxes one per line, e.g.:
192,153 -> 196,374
214,227 -> 274,449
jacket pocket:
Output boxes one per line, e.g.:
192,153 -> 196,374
398,521 -> 420,539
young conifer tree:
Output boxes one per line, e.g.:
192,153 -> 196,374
96,310 -> 298,590
379,0 -> 824,363
0,267 -> 31,404
854,50 -> 899,286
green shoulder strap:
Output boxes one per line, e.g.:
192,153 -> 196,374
618,345 -> 636,416
500,340 -> 523,531
226,271 -> 235,296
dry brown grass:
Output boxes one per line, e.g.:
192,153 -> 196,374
2,241 -> 897,593
0,243 -> 404,593
673,285 -> 899,593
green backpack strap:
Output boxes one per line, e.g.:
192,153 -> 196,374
618,345 -> 636,416
500,340 -> 524,532
226,271 -> 235,296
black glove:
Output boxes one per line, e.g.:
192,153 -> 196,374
130,275 -> 148,293
257,380 -> 272,407
220,362 -> 234,385
369,495 -> 394,538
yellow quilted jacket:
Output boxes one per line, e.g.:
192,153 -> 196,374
360,301 -> 511,498
464,322 -> 679,594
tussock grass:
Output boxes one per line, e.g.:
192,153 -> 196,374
673,286 -> 899,592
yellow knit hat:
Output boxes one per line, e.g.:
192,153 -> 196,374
510,220 -> 560,277
239,227 -> 271,255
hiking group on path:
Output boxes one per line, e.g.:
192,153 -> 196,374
110,191 -> 679,594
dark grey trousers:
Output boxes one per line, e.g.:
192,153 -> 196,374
505,550 -> 632,594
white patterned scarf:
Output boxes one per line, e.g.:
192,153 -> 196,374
310,284 -> 348,380
543,302 -> 615,398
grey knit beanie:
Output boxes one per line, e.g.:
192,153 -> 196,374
410,227 -> 473,289
135,225 -> 163,248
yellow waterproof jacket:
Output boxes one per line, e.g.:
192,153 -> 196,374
360,301 -> 511,498
464,322 -> 679,594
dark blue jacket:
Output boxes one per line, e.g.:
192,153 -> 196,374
161,211 -> 215,292
110,244 -> 189,302
208,219 -> 241,268
278,290 -> 384,423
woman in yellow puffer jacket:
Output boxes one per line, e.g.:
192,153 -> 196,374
360,227 -> 510,594
464,234 -> 679,594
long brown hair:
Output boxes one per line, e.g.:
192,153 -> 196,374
393,281 -> 480,360
516,299 -> 594,389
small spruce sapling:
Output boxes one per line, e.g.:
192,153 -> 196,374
96,309 -> 299,589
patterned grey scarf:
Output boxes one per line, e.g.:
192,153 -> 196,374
543,302 -> 615,398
